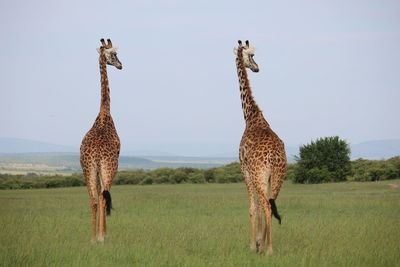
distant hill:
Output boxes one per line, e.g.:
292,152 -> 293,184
0,137 -> 399,166
0,138 -> 77,153
350,139 -> 400,160
0,153 -> 233,174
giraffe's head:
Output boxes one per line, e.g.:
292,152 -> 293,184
234,40 -> 259,73
97,39 -> 122,70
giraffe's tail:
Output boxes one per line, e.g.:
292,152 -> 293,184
103,190 -> 112,216
269,199 -> 281,224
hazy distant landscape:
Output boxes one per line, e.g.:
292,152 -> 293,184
0,137 -> 399,175
0,153 -> 237,175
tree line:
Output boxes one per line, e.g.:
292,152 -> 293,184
0,163 -> 243,190
1,158 -> 399,190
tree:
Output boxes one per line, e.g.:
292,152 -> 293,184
293,136 -> 351,183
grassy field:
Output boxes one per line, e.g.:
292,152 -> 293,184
1,180 -> 399,266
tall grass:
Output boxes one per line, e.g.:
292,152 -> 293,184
1,180 -> 399,266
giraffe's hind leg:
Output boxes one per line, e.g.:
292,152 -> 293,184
97,161 -> 117,242
254,171 -> 273,254
97,166 -> 107,243
256,198 -> 263,252
264,209 -> 273,255
84,169 -> 98,243
243,171 -> 257,251
98,189 -> 106,242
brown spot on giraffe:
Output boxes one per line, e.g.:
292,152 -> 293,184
234,40 -> 287,254
80,38 -> 122,243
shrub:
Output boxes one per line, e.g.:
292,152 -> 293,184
213,163 -> 242,183
203,169 -> 215,183
187,173 -> 205,183
293,136 -> 351,183
140,176 -> 153,185
114,170 -> 145,185
350,157 -> 400,181
303,167 -> 333,184
170,170 -> 187,183
285,164 -> 297,181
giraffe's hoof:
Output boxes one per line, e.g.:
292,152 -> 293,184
256,238 -> 263,253
250,243 -> 256,251
97,235 -> 105,243
267,247 -> 273,255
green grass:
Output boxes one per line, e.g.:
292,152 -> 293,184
1,180 -> 399,266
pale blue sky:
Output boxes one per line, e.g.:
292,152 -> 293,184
1,0 -> 399,156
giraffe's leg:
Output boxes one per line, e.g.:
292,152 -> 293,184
263,170 -> 284,254
262,193 -> 273,255
98,190 -> 106,242
244,173 -> 256,251
255,176 -> 273,254
85,170 -> 98,243
99,187 -> 110,240
265,209 -> 273,255
98,162 -> 116,242
264,169 -> 274,254
256,198 -> 263,251
102,194 -> 107,237
98,165 -> 107,243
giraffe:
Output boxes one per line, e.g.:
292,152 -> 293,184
234,40 -> 287,254
80,38 -> 122,243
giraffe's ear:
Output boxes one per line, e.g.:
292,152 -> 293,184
233,47 -> 238,55
243,46 -> 257,55
96,48 -> 101,54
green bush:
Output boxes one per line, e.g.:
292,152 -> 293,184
140,176 -> 153,185
303,167 -> 333,184
293,136 -> 351,183
114,170 -> 145,185
285,164 -> 296,181
187,173 -> 205,183
170,169 -> 187,183
204,169 -> 215,183
213,163 -> 242,183
350,157 -> 400,181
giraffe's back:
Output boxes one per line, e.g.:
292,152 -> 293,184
240,122 -> 287,197
80,114 -> 120,176
240,124 -> 285,165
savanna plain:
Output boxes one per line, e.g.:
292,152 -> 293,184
1,180 -> 399,267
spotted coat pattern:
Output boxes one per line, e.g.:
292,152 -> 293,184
80,45 -> 120,243
236,43 -> 287,254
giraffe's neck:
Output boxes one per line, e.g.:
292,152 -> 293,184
236,51 -> 261,123
99,50 -> 110,115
